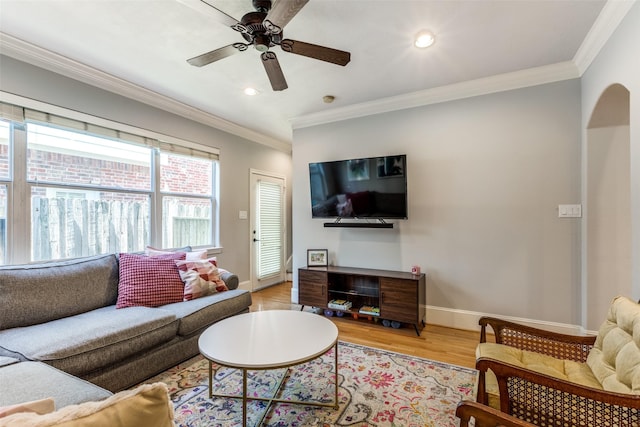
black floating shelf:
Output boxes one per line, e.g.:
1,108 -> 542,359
324,222 -> 393,229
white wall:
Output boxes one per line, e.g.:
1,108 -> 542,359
292,80 -> 583,327
0,55 -> 293,282
581,2 -> 640,329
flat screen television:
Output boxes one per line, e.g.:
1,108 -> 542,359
309,155 -> 408,220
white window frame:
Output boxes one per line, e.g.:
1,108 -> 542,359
0,94 -> 221,264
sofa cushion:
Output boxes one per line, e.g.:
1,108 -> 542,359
0,255 -> 119,329
0,306 -> 178,377
0,382 -> 173,427
0,361 -> 112,410
587,295 -> 640,394
160,289 -> 252,336
116,252 -> 186,308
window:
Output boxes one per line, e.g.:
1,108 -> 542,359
0,185 -> 6,264
0,120 -> 9,180
0,101 -> 219,264
27,123 -> 151,190
160,152 -> 215,249
0,120 -> 9,264
27,124 -> 153,260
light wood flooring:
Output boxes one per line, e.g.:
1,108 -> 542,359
250,281 -> 479,369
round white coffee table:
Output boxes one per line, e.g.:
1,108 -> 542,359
198,310 -> 339,426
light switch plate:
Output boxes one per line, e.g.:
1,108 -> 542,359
239,210 -> 248,220
558,204 -> 582,218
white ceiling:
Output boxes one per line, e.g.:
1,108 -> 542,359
0,0 -> 622,149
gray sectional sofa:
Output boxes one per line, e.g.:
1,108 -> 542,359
0,253 -> 252,410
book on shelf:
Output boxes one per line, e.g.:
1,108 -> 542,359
328,299 -> 352,310
359,305 -> 380,316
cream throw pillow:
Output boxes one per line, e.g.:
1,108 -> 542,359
0,383 -> 173,427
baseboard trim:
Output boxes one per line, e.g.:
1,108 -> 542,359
426,305 -> 592,335
238,280 -> 252,292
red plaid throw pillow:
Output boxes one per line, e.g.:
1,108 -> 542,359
116,252 -> 186,309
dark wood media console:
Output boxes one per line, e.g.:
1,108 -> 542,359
298,265 -> 426,336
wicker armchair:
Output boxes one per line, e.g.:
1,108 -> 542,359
456,400 -> 535,427
475,300 -> 640,426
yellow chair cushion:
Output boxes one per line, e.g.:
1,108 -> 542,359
477,342 -> 603,409
0,383 -> 173,427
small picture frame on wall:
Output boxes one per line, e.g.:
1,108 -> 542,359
307,249 -> 328,267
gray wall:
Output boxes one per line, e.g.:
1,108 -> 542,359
581,2 -> 640,329
0,55 -> 293,281
292,80 -> 583,326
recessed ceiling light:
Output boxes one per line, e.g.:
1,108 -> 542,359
414,30 -> 435,48
244,87 -> 259,96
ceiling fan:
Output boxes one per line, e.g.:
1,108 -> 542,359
180,0 -> 351,91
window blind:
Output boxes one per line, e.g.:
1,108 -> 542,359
0,101 -> 25,122
24,108 -> 157,148
257,179 -> 283,280
0,101 -> 219,159
158,141 -> 218,161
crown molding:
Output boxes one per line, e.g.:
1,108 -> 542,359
0,32 -> 291,153
291,61 -> 580,130
291,0 -> 634,131
573,0 -> 636,75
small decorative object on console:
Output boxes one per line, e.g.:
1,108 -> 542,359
411,265 -> 421,275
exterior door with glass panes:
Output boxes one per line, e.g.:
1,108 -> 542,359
249,170 -> 285,291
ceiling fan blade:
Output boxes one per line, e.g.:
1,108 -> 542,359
261,51 -> 288,91
187,43 -> 248,67
177,0 -> 246,32
263,0 -> 309,34
280,39 -> 351,66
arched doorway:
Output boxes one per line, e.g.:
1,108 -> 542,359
585,83 -> 630,329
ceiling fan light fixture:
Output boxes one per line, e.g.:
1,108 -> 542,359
414,30 -> 435,48
244,87 -> 260,96
253,34 -> 270,52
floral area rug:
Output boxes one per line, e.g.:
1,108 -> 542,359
144,341 -> 478,427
